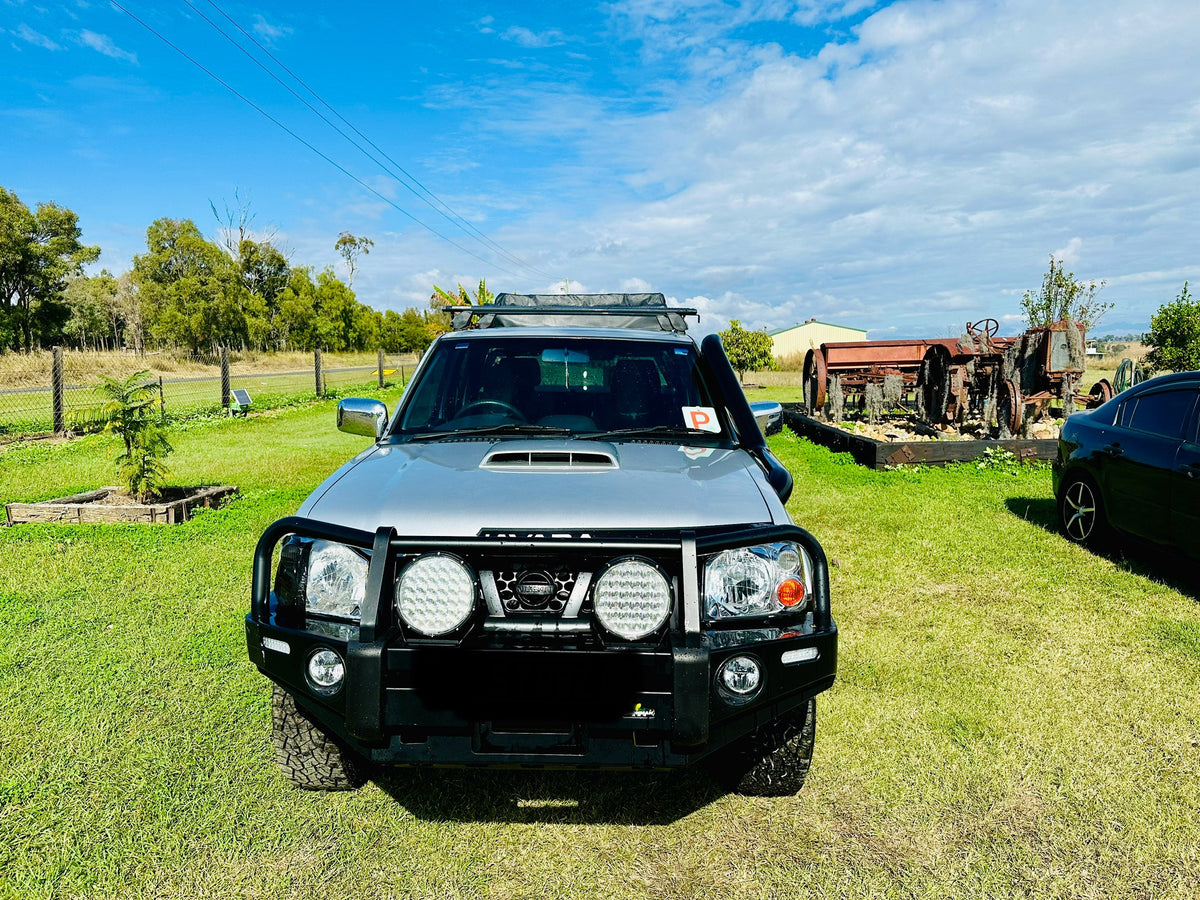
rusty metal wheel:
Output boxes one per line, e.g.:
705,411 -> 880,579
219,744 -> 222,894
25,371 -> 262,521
802,349 -> 827,414
1088,379 -> 1114,407
997,378 -> 1023,434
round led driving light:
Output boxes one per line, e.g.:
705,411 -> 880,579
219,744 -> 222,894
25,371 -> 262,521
592,558 -> 671,641
717,654 -> 764,705
306,648 -> 345,696
306,540 -> 368,620
395,554 -> 476,636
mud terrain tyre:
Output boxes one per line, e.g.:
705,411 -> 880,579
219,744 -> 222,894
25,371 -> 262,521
716,698 -> 816,797
271,686 -> 365,791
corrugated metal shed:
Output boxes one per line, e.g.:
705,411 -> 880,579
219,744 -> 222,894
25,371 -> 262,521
769,320 -> 868,358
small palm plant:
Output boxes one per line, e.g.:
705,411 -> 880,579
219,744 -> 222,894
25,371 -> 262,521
96,370 -> 173,501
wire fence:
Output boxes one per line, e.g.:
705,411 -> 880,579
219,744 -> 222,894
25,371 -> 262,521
0,347 -> 417,439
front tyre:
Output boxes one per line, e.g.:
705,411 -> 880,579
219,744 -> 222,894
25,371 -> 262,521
271,686 -> 365,791
714,698 -> 816,797
1058,474 -> 1108,547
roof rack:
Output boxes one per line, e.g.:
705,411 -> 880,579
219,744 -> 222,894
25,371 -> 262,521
445,293 -> 698,333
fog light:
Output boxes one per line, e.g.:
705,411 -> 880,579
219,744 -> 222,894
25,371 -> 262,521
306,648 -> 345,696
716,654 -> 763,705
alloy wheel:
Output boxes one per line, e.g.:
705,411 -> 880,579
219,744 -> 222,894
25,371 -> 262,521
1062,480 -> 1097,542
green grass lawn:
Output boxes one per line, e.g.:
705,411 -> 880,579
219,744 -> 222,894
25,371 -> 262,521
1,397 -> 1198,899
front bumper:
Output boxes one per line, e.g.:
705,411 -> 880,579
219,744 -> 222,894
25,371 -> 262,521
247,518 -> 837,768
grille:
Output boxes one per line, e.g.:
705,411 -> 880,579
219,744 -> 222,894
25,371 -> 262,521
495,568 -> 577,613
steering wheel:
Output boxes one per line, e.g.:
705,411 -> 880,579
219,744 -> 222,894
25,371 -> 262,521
458,400 -> 526,420
966,318 -> 1000,338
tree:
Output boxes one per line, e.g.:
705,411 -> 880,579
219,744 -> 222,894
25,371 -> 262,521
211,189 -> 277,259
95,370 -> 173,501
429,279 -> 492,336
381,307 -> 433,354
63,271 -> 120,349
273,265 -> 378,351
1144,282 -> 1200,373
335,232 -> 373,288
276,266 -> 320,350
719,319 -> 775,383
0,186 -> 100,351
431,279 -> 493,307
238,238 -> 291,348
133,218 -> 257,352
114,273 -> 145,354
1021,256 -> 1112,332
314,268 -> 369,350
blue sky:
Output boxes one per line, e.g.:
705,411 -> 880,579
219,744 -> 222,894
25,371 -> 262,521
4,0 -> 1198,338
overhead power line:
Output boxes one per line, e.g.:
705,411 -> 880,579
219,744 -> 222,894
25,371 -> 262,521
110,1 -> 539,281
197,0 -> 552,281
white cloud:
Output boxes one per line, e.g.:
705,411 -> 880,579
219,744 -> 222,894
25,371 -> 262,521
1053,237 -> 1084,265
183,0 -> 1196,339
251,14 -> 293,43
791,0 -> 879,25
501,26 -> 567,48
456,0 -> 1200,335
76,30 -> 136,63
15,24 -> 61,50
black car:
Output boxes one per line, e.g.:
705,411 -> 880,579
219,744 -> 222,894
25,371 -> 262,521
1053,370 -> 1200,555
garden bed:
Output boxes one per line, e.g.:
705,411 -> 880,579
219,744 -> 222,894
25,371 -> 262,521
782,407 -> 1057,468
5,484 -> 237,525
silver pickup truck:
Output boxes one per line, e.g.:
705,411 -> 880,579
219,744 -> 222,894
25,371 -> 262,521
246,293 -> 836,796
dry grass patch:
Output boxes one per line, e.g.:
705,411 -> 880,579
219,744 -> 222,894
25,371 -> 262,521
0,348 -> 418,390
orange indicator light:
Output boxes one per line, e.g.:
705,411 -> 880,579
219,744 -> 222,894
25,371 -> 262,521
777,578 -> 805,607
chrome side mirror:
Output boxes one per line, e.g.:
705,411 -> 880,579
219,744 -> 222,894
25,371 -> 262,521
337,398 -> 389,439
748,400 -> 783,436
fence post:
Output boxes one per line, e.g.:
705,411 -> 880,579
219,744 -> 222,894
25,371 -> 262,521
52,346 -> 65,434
315,349 -> 324,397
158,375 -> 165,418
220,347 -> 231,410
377,348 -> 385,388
400,364 -> 405,386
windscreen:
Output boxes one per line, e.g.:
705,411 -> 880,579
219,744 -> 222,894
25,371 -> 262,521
397,337 -> 722,437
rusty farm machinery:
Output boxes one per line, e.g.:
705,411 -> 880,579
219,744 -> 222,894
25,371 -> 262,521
802,319 -> 1114,437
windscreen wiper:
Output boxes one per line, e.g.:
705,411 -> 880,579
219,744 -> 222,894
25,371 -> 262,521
403,424 -> 574,442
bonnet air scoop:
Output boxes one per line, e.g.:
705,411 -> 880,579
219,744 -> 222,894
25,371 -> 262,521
482,444 -> 618,470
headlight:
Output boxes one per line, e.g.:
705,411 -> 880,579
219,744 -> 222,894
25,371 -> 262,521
592,558 -> 671,641
306,540 -> 369,620
704,542 -> 811,620
394,554 -> 476,636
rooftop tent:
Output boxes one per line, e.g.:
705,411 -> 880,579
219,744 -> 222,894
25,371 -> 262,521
448,293 -> 697,333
